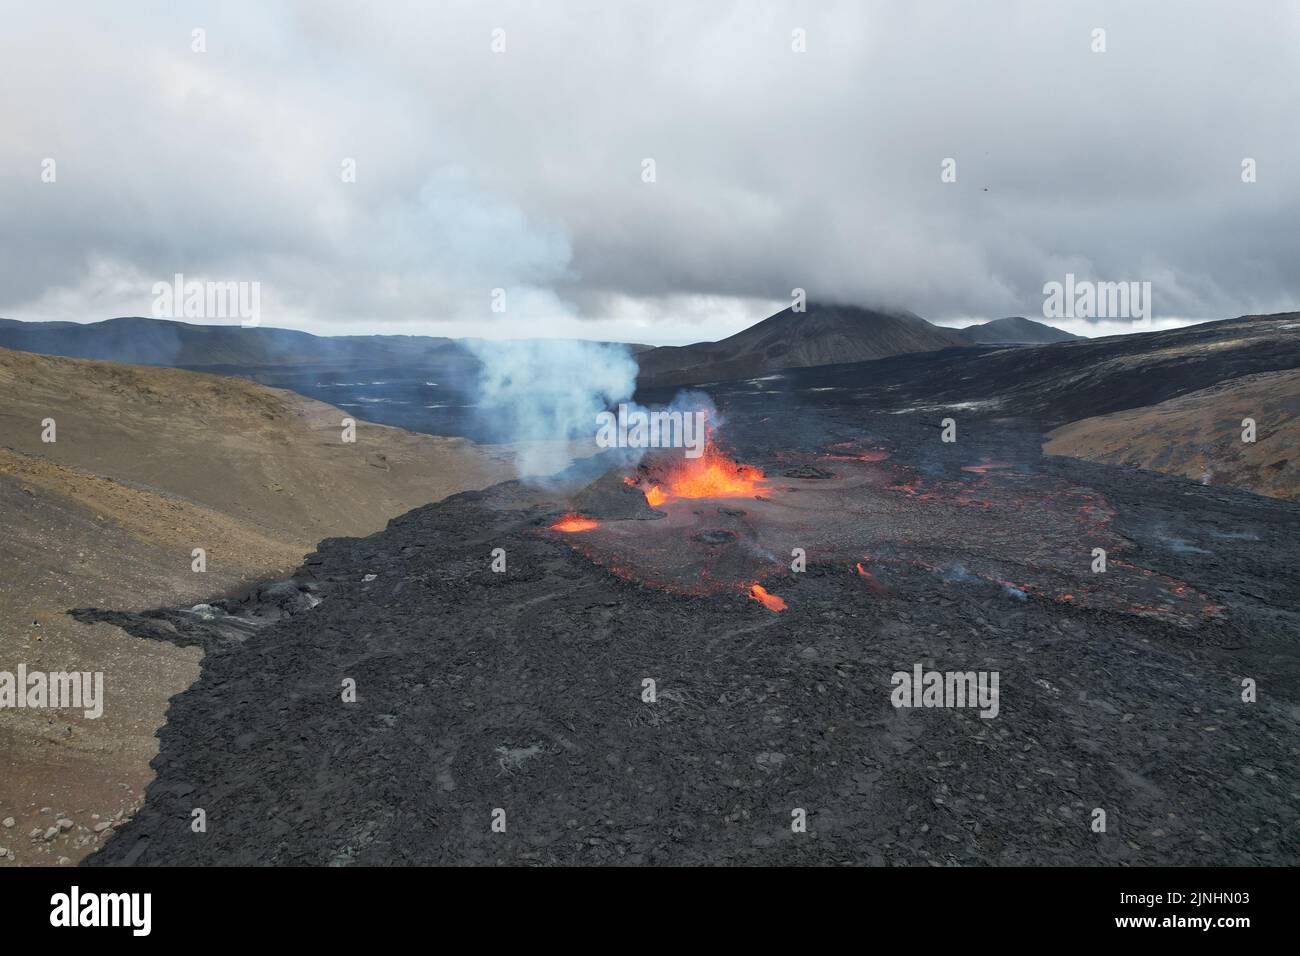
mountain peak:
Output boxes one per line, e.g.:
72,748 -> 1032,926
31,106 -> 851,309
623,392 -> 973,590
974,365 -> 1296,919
956,316 -> 1082,345
636,301 -> 967,387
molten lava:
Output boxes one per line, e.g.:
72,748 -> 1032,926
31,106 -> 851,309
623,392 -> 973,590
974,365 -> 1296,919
855,562 -> 891,595
634,441 -> 765,505
550,514 -> 599,532
748,583 -> 787,611
549,435 -> 1216,625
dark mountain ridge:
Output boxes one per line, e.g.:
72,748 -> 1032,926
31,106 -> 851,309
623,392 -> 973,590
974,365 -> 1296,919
636,303 -> 969,387
664,312 -> 1300,425
956,316 -> 1082,345
0,316 -> 465,368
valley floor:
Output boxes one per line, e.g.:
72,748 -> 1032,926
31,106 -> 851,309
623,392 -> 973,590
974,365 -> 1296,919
81,399 -> 1300,866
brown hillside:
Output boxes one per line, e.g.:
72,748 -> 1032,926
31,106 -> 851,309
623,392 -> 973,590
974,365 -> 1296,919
1043,368 -> 1300,501
0,347 -> 522,866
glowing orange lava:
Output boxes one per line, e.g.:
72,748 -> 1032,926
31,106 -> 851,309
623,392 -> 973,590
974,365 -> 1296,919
855,562 -> 890,594
748,583 -> 787,611
633,441 -> 765,506
550,514 -> 599,532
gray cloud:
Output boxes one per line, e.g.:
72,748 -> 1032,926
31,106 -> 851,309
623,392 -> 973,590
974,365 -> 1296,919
1,0 -> 1297,342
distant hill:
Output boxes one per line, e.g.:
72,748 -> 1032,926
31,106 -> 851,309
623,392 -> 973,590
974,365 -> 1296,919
0,316 -> 468,369
636,303 -> 967,387
744,312 -> 1300,423
0,317 -> 655,379
956,316 -> 1082,345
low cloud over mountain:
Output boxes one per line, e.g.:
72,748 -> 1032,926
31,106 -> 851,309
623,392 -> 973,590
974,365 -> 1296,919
2,2 -> 1297,340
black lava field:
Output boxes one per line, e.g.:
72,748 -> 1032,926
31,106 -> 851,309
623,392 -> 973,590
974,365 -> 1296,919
79,357 -> 1300,866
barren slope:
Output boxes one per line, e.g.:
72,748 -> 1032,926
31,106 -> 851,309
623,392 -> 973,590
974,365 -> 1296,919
1043,368 -> 1300,501
0,347 -> 517,545
0,348 -> 518,866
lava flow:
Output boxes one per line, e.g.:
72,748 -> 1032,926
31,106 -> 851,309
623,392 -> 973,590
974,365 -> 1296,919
550,514 -> 599,532
631,440 -> 765,506
548,437 -> 1217,624
748,583 -> 787,611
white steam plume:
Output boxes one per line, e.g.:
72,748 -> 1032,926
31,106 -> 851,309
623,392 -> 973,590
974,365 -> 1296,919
466,338 -> 639,478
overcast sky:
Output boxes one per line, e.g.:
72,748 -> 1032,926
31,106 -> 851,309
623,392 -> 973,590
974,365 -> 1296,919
2,1 -> 1297,344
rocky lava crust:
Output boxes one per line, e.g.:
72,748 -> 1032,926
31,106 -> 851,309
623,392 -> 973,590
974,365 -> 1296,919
81,405 -> 1299,866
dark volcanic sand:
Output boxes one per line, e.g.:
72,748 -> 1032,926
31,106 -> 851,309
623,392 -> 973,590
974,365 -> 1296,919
79,383 -> 1300,866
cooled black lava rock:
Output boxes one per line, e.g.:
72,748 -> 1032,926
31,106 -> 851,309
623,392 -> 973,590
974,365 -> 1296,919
70,578 -> 322,653
782,464 -> 835,479
569,469 -> 664,520
81,407 -> 1300,867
